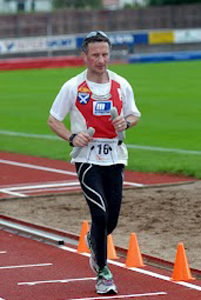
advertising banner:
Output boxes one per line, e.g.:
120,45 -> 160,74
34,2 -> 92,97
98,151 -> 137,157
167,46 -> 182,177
0,35 -> 76,54
149,31 -> 174,44
76,33 -> 135,49
174,29 -> 201,44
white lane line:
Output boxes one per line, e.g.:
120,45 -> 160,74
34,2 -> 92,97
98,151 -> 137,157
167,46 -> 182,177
111,261 -> 201,292
4,181 -> 80,192
0,251 -> 7,254
0,159 -> 77,176
127,144 -> 201,155
22,186 -> 82,194
2,181 -> 139,193
0,181 -> 81,198
0,130 -> 61,141
1,129 -> 201,155
0,189 -> 27,197
18,277 -> 96,286
124,181 -> 144,187
0,159 -> 144,197
0,263 -> 52,270
60,245 -> 201,292
68,292 -> 167,300
0,160 -> 144,194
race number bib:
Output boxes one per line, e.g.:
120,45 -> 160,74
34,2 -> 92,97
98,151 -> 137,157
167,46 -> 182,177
87,139 -> 118,164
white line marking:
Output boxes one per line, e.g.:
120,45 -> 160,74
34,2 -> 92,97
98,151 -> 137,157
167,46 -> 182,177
0,159 -> 77,176
4,181 -> 80,192
60,245 -> 77,253
0,161 -> 143,194
0,181 -> 81,197
22,186 -> 82,195
124,181 -> 144,187
68,292 -> 167,300
127,144 -> 201,155
1,181 -> 140,192
0,130 -> 61,141
0,189 -> 27,197
18,277 -> 96,286
0,263 -> 52,270
60,245 -> 201,292
0,251 -> 7,254
1,130 -> 201,155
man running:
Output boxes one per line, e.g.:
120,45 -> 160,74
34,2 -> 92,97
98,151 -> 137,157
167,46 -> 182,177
48,31 -> 141,294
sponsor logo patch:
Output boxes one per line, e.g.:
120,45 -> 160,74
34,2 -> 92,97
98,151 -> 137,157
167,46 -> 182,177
93,101 -> 112,115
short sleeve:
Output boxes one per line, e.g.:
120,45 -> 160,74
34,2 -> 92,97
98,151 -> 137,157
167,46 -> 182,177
121,79 -> 141,118
49,79 -> 76,121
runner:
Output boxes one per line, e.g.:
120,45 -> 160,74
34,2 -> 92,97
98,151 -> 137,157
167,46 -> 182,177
48,30 -> 141,294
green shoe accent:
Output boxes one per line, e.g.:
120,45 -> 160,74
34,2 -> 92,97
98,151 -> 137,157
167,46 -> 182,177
98,266 -> 113,280
96,266 -> 117,294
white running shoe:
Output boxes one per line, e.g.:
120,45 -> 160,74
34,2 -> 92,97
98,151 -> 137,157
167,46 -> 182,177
96,266 -> 118,294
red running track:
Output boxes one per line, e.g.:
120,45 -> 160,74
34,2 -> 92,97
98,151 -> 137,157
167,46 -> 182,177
0,152 -> 196,199
0,229 -> 201,300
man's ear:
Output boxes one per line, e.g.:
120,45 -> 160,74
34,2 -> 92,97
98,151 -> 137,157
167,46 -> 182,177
81,51 -> 87,63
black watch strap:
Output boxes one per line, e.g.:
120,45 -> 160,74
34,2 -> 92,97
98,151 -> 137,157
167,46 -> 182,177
69,133 -> 77,147
126,120 -> 131,130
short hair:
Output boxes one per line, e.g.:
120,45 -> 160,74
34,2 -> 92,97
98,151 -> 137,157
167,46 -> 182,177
81,31 -> 112,53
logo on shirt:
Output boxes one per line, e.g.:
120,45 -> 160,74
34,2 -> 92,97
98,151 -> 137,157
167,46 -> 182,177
77,92 -> 90,105
93,101 -> 112,115
78,87 -> 90,93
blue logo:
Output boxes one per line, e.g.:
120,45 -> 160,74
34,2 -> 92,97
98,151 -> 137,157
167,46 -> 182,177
93,101 -> 112,115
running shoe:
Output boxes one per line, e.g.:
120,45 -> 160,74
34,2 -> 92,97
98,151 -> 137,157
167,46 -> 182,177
96,266 -> 118,294
85,232 -> 99,274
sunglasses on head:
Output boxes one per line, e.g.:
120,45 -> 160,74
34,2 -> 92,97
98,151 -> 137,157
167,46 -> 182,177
85,31 -> 109,39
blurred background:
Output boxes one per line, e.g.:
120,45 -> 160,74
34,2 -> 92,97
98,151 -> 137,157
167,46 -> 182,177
0,0 -> 201,61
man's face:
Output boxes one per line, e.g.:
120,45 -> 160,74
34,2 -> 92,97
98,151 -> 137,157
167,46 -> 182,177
82,42 -> 110,76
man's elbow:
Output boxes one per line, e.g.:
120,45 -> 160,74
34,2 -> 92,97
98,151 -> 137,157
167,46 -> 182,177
47,116 -> 51,127
47,115 -> 55,130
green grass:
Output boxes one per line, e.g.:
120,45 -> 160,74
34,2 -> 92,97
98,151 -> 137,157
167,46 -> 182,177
1,61 -> 201,178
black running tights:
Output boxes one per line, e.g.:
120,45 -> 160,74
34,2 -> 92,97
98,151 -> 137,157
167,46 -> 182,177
75,163 -> 124,270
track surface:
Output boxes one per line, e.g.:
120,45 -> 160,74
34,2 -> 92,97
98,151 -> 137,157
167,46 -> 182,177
0,229 -> 201,300
0,152 -> 200,299
0,152 -> 196,199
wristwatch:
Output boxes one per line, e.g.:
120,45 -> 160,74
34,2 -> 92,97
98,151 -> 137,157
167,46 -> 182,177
69,133 -> 77,147
126,120 -> 131,130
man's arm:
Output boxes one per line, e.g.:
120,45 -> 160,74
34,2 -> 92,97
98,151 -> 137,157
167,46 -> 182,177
47,115 -> 91,147
47,115 -> 71,141
112,114 -> 140,132
125,114 -> 140,129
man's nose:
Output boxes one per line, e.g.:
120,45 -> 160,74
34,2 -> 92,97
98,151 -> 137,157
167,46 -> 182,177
98,55 -> 104,63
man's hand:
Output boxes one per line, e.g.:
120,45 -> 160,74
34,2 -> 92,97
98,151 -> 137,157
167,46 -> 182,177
72,131 -> 93,147
111,115 -> 127,132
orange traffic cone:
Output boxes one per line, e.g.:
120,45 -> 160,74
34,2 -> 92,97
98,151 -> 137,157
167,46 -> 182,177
77,220 -> 90,253
107,234 -> 118,259
126,233 -> 145,268
171,243 -> 195,281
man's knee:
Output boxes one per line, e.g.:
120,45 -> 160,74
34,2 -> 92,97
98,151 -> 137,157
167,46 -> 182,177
107,219 -> 118,235
92,210 -> 108,227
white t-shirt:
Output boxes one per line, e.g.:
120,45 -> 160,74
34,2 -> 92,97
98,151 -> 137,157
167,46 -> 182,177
50,69 -> 141,166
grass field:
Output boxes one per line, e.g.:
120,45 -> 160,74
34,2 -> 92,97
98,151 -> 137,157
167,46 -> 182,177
1,60 -> 201,178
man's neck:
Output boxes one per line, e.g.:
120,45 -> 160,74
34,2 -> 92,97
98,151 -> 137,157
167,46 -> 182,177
87,70 -> 109,83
